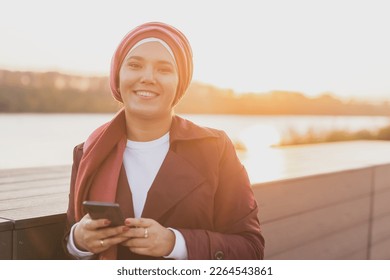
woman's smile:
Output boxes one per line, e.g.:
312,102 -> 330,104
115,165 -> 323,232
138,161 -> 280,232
134,90 -> 159,98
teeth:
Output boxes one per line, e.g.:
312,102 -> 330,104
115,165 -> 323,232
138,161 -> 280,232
136,91 -> 157,97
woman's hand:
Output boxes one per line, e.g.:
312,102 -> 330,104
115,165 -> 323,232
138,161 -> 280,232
73,214 -> 129,254
119,218 -> 175,257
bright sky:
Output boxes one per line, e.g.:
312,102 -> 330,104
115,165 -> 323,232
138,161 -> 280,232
1,0 -> 389,101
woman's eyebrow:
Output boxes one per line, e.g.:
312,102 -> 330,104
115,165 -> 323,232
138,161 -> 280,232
157,60 -> 174,66
126,55 -> 144,61
125,56 -> 174,66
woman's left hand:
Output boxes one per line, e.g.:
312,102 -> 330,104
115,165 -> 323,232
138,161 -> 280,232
119,218 -> 175,257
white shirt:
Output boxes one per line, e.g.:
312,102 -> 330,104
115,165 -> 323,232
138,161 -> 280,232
123,132 -> 170,218
67,132 -> 188,259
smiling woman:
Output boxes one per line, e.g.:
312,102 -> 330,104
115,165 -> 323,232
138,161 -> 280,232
64,22 -> 265,260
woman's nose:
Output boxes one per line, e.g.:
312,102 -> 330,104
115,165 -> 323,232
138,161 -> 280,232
140,65 -> 156,84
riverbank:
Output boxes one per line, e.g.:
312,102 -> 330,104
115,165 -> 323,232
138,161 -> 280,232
278,124 -> 390,146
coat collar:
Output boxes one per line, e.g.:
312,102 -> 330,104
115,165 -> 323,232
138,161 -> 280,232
169,115 -> 220,143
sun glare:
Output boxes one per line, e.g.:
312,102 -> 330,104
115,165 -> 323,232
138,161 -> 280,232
239,124 -> 281,151
239,124 -> 285,183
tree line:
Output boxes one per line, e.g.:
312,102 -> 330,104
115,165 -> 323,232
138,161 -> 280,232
0,69 -> 389,115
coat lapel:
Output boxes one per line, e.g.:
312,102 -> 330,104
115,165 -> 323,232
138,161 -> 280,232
141,149 -> 205,221
117,165 -> 135,219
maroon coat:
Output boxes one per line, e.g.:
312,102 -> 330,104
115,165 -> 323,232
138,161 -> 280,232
65,116 -> 265,259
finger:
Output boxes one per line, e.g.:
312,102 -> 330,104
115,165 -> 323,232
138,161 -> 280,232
98,226 -> 130,239
83,215 -> 111,230
118,227 -> 148,239
88,231 -> 130,254
90,238 -> 112,254
98,235 -> 129,249
124,218 -> 153,228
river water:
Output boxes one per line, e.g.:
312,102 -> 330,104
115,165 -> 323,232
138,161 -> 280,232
1,113 -> 389,169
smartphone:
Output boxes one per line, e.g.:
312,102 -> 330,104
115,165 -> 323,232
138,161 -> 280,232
83,201 -> 125,227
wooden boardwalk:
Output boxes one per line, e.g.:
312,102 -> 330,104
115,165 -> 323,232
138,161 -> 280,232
1,141 -> 390,259
0,166 -> 71,259
250,141 -> 390,260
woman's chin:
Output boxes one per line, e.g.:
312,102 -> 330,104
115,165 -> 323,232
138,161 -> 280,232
124,107 -> 172,121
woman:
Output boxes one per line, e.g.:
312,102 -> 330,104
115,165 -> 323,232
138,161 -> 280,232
64,22 -> 265,260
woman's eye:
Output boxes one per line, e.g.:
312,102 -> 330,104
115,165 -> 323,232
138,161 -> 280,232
128,62 -> 141,69
158,67 -> 173,73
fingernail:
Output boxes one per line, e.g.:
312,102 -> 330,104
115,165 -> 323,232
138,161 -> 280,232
104,220 -> 111,226
125,220 -> 131,226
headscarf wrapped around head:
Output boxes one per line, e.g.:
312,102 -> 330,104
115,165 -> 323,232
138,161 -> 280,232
110,22 -> 193,106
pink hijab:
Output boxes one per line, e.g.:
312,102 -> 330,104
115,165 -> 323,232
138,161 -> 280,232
72,22 -> 193,259
110,21 -> 193,105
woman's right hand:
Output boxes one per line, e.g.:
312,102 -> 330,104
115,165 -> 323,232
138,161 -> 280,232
73,214 -> 130,254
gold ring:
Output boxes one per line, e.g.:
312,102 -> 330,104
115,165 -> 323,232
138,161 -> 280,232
144,228 -> 148,238
100,239 -> 104,247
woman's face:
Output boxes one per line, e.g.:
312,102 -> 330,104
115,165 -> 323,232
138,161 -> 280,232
119,41 -> 179,120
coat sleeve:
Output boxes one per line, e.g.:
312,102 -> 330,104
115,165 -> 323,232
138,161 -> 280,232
179,133 -> 265,260
62,143 -> 84,258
